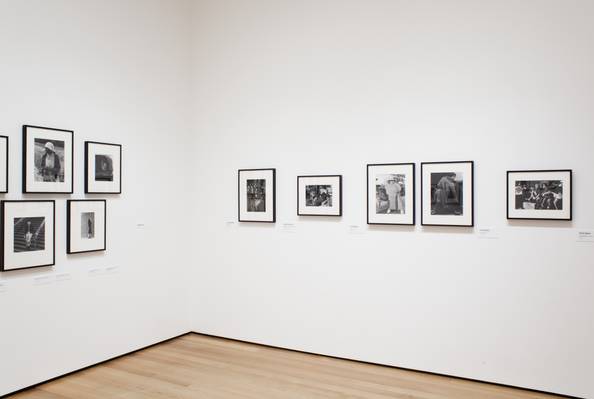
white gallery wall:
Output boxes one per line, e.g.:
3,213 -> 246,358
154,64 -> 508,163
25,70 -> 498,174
1,0 -> 593,398
189,1 -> 594,398
0,0 -> 194,396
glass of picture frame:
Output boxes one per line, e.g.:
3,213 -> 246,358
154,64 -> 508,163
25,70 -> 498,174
421,161 -> 474,227
1,200 -> 56,272
85,141 -> 122,194
367,163 -> 415,225
67,200 -> 107,254
238,168 -> 276,223
507,169 -> 572,221
297,175 -> 342,216
22,125 -> 74,194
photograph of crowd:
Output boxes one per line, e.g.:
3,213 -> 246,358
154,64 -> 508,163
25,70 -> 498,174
430,172 -> 463,216
305,185 -> 332,207
515,180 -> 563,210
246,179 -> 266,212
375,174 -> 405,214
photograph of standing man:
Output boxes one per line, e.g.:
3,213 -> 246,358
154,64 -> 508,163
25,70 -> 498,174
384,177 -> 404,214
39,141 -> 61,182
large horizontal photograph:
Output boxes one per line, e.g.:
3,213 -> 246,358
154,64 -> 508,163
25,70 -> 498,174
507,170 -> 572,220
297,175 -> 342,216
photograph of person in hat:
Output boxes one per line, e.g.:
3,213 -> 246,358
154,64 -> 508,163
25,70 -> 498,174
374,173 -> 406,215
34,139 -> 64,182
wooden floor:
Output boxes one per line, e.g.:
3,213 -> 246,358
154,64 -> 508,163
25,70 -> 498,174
9,333 -> 566,399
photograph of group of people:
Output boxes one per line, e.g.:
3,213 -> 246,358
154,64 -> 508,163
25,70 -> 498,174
515,180 -> 563,210
305,185 -> 333,207
246,179 -> 266,212
375,174 -> 405,214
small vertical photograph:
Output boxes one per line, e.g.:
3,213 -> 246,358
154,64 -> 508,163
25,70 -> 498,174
305,185 -> 332,207
95,154 -> 114,182
297,175 -> 342,216
238,169 -> 276,222
507,170 -> 572,220
13,217 -> 46,252
430,172 -> 463,216
23,125 -> 74,193
367,163 -> 415,225
421,161 -> 474,227
85,141 -> 122,194
34,139 -> 65,182
1,200 -> 55,272
81,212 -> 95,239
0,135 -> 8,193
375,174 -> 405,214
67,200 -> 106,254
246,179 -> 266,212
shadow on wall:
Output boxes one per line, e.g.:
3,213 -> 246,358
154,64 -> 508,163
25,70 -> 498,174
367,225 -> 416,233
420,226 -> 475,235
507,220 -> 574,229
297,216 -> 343,223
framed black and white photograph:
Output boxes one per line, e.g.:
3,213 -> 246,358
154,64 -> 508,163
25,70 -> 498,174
367,163 -> 415,225
507,170 -> 572,221
67,200 -> 107,254
297,175 -> 342,216
1,200 -> 55,272
421,161 -> 474,227
0,135 -> 8,193
238,168 -> 276,222
23,125 -> 73,194
85,141 -> 122,194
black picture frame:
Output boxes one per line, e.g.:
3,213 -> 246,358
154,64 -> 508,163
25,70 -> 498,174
0,200 -> 56,272
85,141 -> 122,194
238,168 -> 276,223
0,135 -> 8,194
22,125 -> 74,194
367,163 -> 416,226
67,199 -> 107,254
421,161 -> 474,227
297,175 -> 343,217
506,169 -> 573,221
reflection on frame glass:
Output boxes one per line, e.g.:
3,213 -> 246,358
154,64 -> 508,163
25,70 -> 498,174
85,141 -> 122,194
